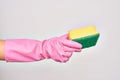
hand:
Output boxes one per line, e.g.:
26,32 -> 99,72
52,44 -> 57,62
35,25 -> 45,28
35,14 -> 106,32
42,34 -> 82,62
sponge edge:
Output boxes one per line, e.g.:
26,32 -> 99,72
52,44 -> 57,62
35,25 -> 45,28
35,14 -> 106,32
68,26 -> 100,49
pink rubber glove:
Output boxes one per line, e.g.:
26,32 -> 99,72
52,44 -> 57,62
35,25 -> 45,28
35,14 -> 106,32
5,34 -> 82,63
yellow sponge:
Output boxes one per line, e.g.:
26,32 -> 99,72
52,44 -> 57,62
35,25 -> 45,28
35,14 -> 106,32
68,25 -> 100,49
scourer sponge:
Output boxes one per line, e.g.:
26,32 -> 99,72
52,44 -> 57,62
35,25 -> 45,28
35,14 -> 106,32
68,25 -> 100,49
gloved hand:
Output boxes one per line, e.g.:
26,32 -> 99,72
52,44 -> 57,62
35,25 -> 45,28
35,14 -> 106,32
5,34 -> 82,63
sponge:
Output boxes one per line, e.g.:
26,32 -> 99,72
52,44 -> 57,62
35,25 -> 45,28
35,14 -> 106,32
68,25 -> 100,49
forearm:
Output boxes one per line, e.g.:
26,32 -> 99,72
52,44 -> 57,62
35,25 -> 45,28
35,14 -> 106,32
0,40 -> 5,60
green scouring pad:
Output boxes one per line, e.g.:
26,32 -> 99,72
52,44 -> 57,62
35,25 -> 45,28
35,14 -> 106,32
68,25 -> 100,49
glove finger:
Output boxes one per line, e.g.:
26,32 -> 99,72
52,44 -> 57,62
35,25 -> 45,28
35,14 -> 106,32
61,39 -> 82,49
59,34 -> 82,49
62,52 -> 73,62
62,51 -> 73,57
52,43 -> 68,62
54,44 -> 73,62
63,46 -> 81,52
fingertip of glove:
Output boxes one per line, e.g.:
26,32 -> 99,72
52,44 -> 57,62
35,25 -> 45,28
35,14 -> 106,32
72,41 -> 82,49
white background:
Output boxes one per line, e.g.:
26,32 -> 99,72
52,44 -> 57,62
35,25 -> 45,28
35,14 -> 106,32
0,0 -> 120,80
